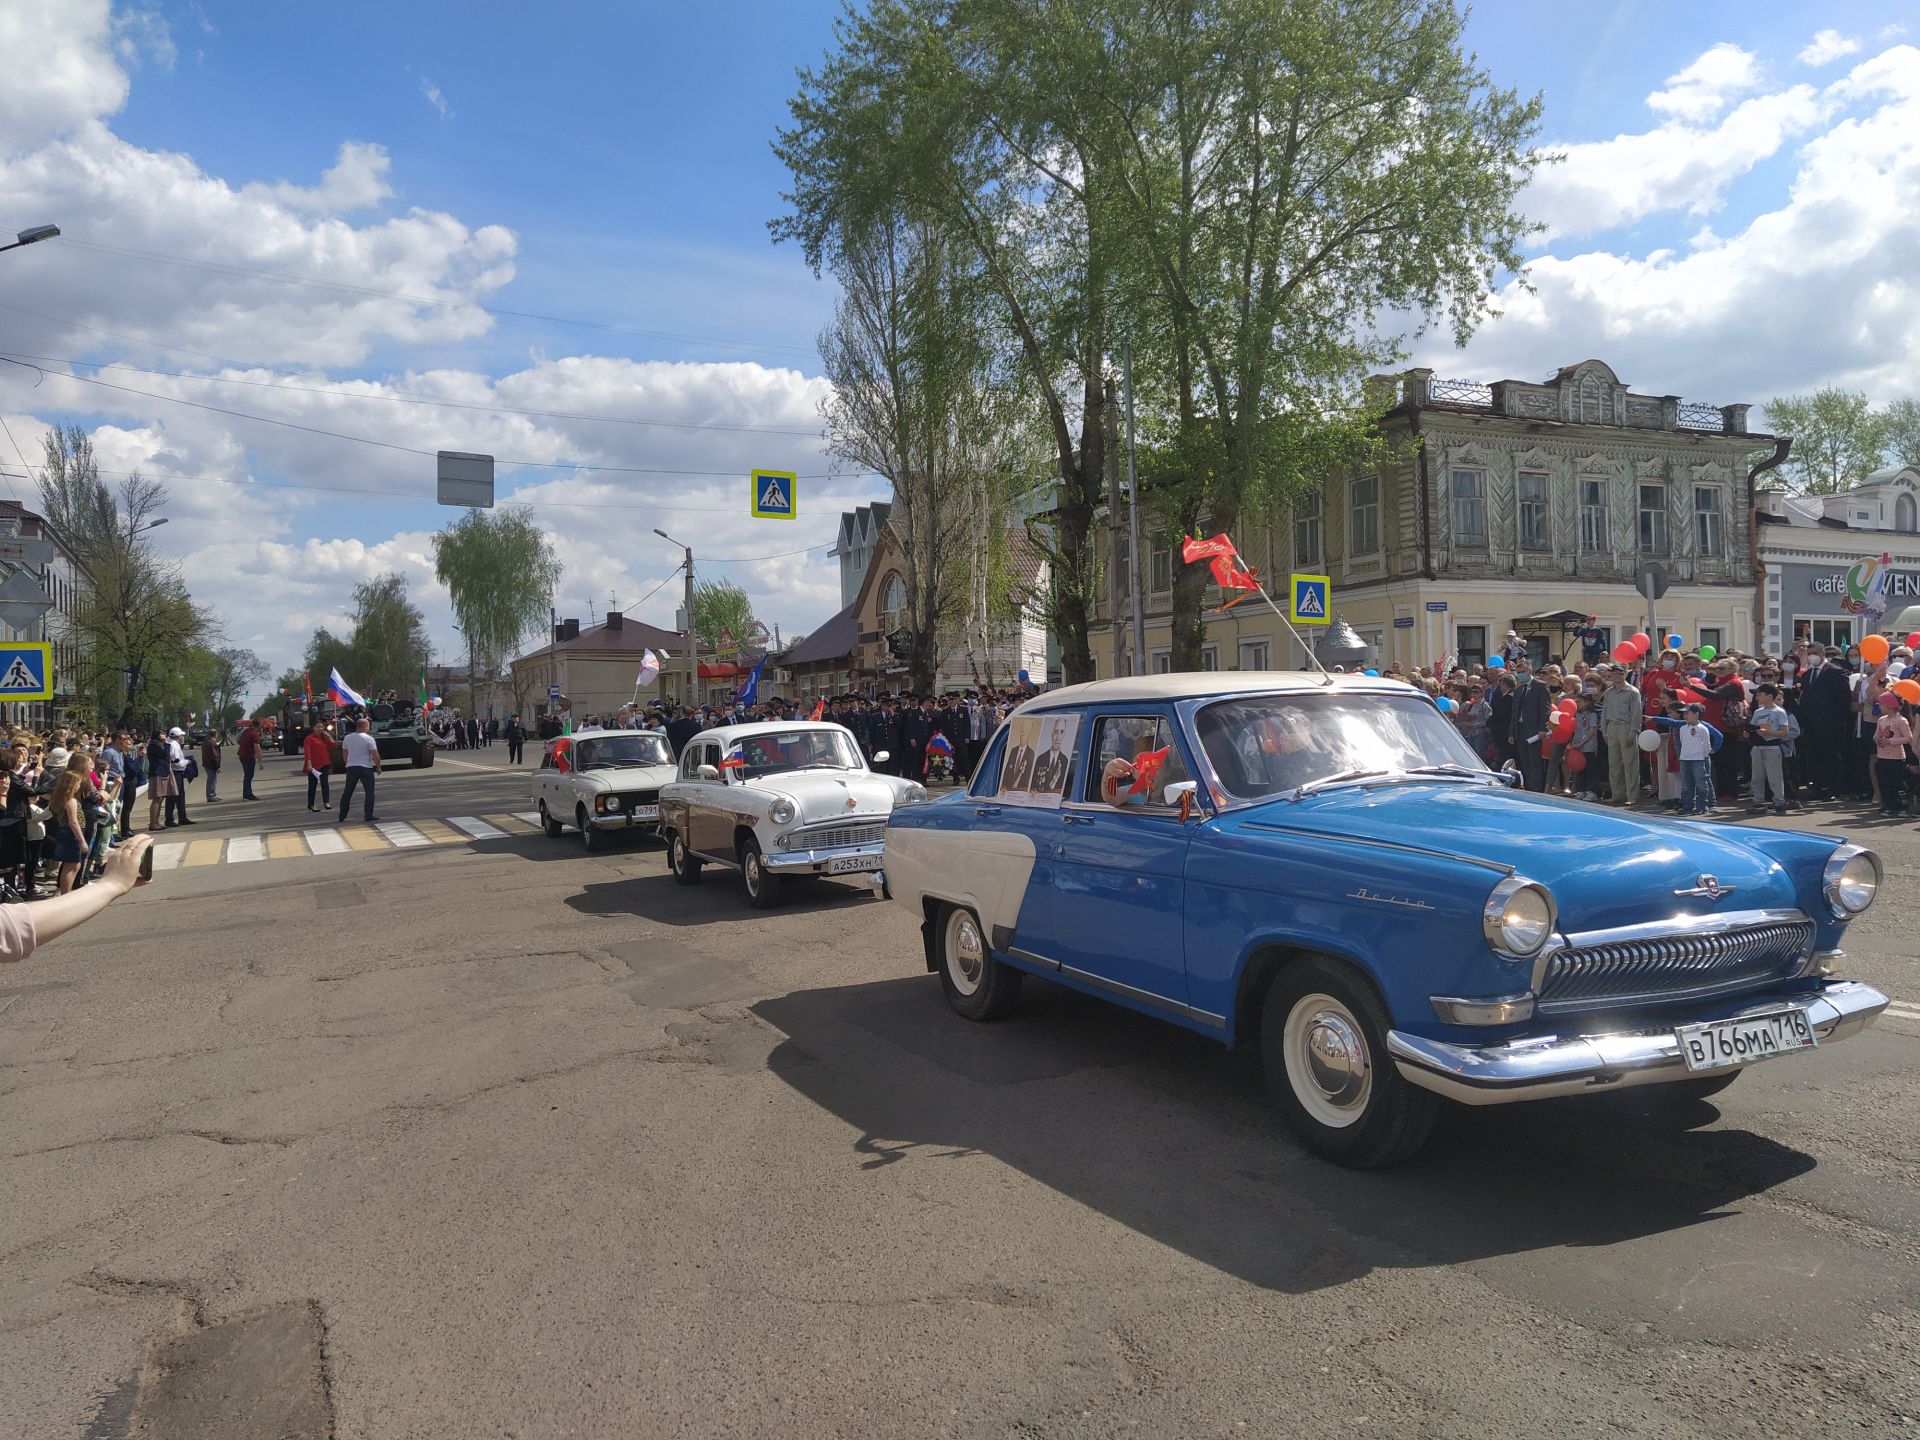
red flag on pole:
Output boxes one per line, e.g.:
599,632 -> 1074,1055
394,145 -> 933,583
809,698 -> 824,721
1127,746 -> 1172,796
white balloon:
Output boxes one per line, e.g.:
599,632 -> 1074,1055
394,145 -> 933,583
1636,728 -> 1664,752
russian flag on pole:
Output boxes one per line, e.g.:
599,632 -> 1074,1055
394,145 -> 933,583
327,668 -> 366,708
927,732 -> 954,756
718,743 -> 747,771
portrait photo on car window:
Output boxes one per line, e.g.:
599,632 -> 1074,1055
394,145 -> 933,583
997,713 -> 1080,807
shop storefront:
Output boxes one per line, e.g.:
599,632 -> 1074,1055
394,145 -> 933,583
1760,547 -> 1920,652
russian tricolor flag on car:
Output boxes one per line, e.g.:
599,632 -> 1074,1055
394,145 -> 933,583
327,668 -> 366,708
719,743 -> 746,770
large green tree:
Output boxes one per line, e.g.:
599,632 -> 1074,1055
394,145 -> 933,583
1881,397 -> 1920,470
690,580 -> 758,652
1766,389 -> 1891,494
431,507 -> 563,712
776,0 -> 1122,683
343,574 -> 431,697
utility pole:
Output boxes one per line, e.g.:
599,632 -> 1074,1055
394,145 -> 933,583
1104,375 -> 1125,677
1123,338 -> 1145,671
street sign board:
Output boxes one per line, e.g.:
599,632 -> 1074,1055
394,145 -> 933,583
1425,600 -> 1449,612
750,469 -> 797,520
0,642 -> 53,701
1635,561 -> 1670,602
0,569 -> 52,632
1393,617 -> 1415,628
1289,573 -> 1330,626
547,684 -> 562,703
437,451 -> 495,508
0,538 -> 54,567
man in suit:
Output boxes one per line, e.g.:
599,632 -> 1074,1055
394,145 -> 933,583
1507,663 -> 1551,792
664,705 -> 701,759
872,698 -> 903,775
1797,648 -> 1853,801
1029,718 -> 1075,797
1003,724 -> 1038,793
899,696 -> 933,780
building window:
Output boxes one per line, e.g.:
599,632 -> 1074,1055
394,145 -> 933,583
1456,625 -> 1487,670
1199,645 -> 1220,671
880,573 -> 906,627
1578,477 -> 1608,554
1517,471 -> 1550,552
1896,494 -> 1916,532
1795,618 -> 1852,650
1450,470 -> 1486,547
1150,545 -> 1172,594
1150,648 -> 1173,674
1294,492 -> 1323,566
1577,372 -> 1612,424
1638,483 -> 1668,555
1693,487 -> 1723,558
1237,638 -> 1270,671
1349,475 -> 1380,557
1699,627 -> 1724,653
1114,546 -> 1129,605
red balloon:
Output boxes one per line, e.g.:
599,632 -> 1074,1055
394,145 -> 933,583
1567,748 -> 1588,772
1630,632 -> 1652,653
1556,697 -> 1577,713
1612,641 -> 1637,663
1908,631 -> 1920,649
1551,718 -> 1576,743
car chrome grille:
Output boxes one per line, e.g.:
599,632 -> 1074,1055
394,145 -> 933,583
1538,917 -> 1816,1015
779,820 -> 885,852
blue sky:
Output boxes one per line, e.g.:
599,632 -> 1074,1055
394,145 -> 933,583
3,1 -> 1918,695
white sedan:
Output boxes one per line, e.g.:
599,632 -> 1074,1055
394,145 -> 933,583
530,728 -> 680,852
658,720 -> 928,907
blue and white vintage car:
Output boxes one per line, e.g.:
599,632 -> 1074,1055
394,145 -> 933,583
879,675 -> 1888,1167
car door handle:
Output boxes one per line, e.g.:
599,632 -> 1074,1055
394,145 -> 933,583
974,805 -> 1002,818
1061,813 -> 1094,826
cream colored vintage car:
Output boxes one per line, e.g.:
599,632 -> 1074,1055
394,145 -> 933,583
657,720 -> 928,907
530,727 -> 679,852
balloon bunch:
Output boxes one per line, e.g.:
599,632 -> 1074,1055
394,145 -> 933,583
1549,695 -> 1578,746
1611,631 -> 1655,665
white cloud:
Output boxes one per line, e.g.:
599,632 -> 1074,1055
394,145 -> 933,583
1647,43 -> 1763,122
1526,83 -> 1827,240
1421,44 -> 1920,421
421,79 -> 450,121
1799,29 -> 1860,67
243,140 -> 394,214
0,0 -> 129,149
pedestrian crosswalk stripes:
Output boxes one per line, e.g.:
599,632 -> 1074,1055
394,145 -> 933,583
138,810 -> 619,871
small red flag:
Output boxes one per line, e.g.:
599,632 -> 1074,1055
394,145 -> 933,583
809,698 -> 824,721
1181,533 -> 1237,564
1128,746 -> 1171,796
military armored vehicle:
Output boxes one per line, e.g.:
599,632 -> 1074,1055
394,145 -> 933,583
364,699 -> 437,768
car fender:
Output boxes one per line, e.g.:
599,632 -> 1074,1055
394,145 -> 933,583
883,805 -> 1037,962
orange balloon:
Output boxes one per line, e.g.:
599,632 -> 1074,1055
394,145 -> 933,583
1894,679 -> 1920,705
1861,633 -> 1890,665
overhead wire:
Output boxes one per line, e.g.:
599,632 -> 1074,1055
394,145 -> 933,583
55,237 -> 821,360
0,344 -> 825,437
0,358 -> 838,481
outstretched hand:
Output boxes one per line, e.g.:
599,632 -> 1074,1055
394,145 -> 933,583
100,834 -> 153,895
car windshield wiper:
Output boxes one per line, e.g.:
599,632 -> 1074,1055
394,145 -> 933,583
1285,767 -> 1394,801
1401,763 -> 1502,783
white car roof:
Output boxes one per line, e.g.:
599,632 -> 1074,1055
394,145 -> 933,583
687,720 -> 855,748
1013,671 -> 1420,714
560,727 -> 667,740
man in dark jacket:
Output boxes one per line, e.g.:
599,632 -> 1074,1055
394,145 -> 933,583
871,699 -> 903,775
1797,649 -> 1853,800
1487,674 -> 1517,772
663,706 -> 701,758
505,715 -> 528,765
1507,664 -> 1551,792
899,697 -> 932,780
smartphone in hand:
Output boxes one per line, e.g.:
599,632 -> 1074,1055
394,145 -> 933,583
139,844 -> 154,883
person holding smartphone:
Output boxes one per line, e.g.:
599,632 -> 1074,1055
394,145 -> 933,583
0,834 -> 154,962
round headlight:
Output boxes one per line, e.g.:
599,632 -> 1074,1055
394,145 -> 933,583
1483,876 -> 1556,957
900,782 -> 929,805
1823,845 -> 1880,917
769,797 -> 796,825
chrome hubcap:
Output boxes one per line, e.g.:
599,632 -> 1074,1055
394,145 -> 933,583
947,912 -> 984,995
746,854 -> 761,891
1283,993 -> 1373,1129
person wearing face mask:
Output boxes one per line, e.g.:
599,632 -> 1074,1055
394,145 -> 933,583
1798,647 -> 1853,802
1641,647 -> 1685,718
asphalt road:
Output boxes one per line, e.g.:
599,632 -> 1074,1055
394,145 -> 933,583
1,743 -> 1916,1438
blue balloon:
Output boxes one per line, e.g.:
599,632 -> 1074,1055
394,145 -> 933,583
1436,696 -> 1454,712
1487,655 -> 1506,669
1667,633 -> 1683,649
1364,668 -> 1379,676
1016,669 -> 1030,684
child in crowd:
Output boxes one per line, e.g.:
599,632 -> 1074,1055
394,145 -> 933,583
1571,693 -> 1601,801
1872,693 -> 1913,817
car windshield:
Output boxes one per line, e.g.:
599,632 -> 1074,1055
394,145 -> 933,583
1193,693 -> 1489,800
575,734 -> 672,769
731,729 -> 862,779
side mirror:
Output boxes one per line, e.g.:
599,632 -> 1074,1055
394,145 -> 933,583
872,750 -> 891,764
1163,780 -> 1199,807
696,764 -> 719,780
1497,760 -> 1522,788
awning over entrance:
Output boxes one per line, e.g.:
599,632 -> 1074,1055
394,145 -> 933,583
697,661 -> 743,679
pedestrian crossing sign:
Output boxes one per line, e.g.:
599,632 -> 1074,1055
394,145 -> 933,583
750,469 -> 797,520
0,643 -> 51,700
1289,574 -> 1331,626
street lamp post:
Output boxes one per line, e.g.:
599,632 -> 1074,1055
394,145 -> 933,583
0,224 -> 60,255
654,529 -> 696,706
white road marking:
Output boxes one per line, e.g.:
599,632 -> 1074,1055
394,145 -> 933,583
427,756 -> 496,773
304,828 -> 349,855
375,821 -> 431,848
512,812 -> 542,827
150,844 -> 184,870
446,815 -> 505,839
226,835 -> 266,863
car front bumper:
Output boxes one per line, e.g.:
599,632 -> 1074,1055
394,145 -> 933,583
761,841 -> 886,876
1386,979 -> 1889,1106
585,807 -> 659,830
